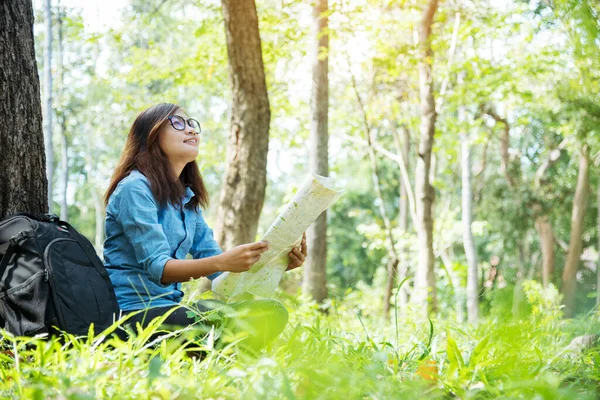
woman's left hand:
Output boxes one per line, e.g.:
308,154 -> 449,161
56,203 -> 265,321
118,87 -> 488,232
286,232 -> 307,271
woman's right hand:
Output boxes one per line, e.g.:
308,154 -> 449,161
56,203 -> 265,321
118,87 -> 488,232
217,241 -> 269,273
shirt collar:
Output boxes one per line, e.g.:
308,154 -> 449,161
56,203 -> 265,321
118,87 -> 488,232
183,186 -> 195,205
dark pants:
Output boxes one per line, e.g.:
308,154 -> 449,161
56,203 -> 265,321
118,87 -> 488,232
124,299 -> 288,352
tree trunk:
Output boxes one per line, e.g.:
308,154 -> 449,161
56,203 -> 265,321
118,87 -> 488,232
43,0 -> 54,211
562,146 -> 591,318
398,127 -> 410,306
215,0 -> 271,250
597,182 -> 600,308
462,131 -> 479,324
412,0 -> 439,317
303,0 -> 329,303
59,120 -> 68,220
534,214 -> 554,288
92,188 -> 104,253
85,123 -> 103,253
0,0 -> 48,219
384,126 -> 410,314
441,248 -> 464,323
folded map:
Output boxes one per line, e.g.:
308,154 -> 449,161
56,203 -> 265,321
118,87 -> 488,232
212,173 -> 343,301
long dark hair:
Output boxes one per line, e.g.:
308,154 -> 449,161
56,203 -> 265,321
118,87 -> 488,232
104,103 -> 209,211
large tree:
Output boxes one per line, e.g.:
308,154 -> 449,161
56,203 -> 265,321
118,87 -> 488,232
214,0 -> 271,249
303,0 -> 330,303
411,0 -> 439,317
0,0 -> 48,220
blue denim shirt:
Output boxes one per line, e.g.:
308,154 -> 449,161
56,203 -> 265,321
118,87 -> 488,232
103,170 -> 222,311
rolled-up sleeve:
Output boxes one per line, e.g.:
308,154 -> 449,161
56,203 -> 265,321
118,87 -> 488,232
116,181 -> 173,286
190,213 -> 223,281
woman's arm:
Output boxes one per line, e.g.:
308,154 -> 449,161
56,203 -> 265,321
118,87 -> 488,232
162,241 -> 269,284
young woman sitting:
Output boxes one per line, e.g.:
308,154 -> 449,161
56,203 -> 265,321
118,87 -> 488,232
103,103 -> 307,351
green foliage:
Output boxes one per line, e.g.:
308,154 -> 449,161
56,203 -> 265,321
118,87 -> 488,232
522,280 -> 564,322
2,294 -> 600,398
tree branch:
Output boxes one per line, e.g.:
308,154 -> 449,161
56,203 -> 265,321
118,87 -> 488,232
534,139 -> 567,187
481,104 -> 515,188
436,11 -> 461,114
342,132 -> 418,227
347,58 -> 398,260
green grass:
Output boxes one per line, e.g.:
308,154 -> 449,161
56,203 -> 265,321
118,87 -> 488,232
1,284 -> 600,399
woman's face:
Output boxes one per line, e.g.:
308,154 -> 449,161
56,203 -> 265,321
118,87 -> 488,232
157,110 -> 200,166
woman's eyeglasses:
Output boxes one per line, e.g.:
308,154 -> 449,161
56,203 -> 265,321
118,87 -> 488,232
167,115 -> 201,133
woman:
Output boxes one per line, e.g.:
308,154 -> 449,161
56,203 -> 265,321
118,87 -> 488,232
103,103 -> 307,350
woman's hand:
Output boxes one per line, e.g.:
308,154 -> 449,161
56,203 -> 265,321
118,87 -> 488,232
217,241 -> 269,273
286,232 -> 307,271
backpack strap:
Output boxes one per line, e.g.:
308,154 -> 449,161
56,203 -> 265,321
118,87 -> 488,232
0,243 -> 15,279
0,230 -> 34,279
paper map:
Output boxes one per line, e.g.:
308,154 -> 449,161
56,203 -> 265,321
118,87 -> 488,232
212,173 -> 343,301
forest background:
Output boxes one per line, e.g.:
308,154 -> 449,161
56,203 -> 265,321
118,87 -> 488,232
1,0 -> 600,397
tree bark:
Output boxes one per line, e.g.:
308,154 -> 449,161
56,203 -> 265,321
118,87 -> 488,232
0,0 -> 48,219
461,130 -> 478,324
535,214 -> 554,288
303,0 -> 329,303
215,0 -> 271,250
412,0 -> 439,317
562,146 -> 591,318
43,0 -> 54,210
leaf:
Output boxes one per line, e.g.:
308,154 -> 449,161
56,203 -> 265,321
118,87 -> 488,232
469,335 -> 490,367
447,335 -> 465,374
148,356 -> 162,384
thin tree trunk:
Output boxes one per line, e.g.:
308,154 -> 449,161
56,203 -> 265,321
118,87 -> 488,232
398,127 -> 410,306
412,0 -> 439,317
384,126 -> 410,310
43,0 -> 54,210
535,214 -> 554,288
517,239 -> 526,280
532,140 -> 565,288
461,130 -> 478,324
59,122 -> 68,220
303,0 -> 329,303
441,248 -> 464,323
597,181 -> 600,308
92,188 -> 104,253
215,0 -> 271,250
0,0 -> 48,219
85,124 -> 103,253
57,7 -> 68,221
562,146 -> 591,318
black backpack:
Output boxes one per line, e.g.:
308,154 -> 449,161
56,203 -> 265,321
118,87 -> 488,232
0,213 -> 121,337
